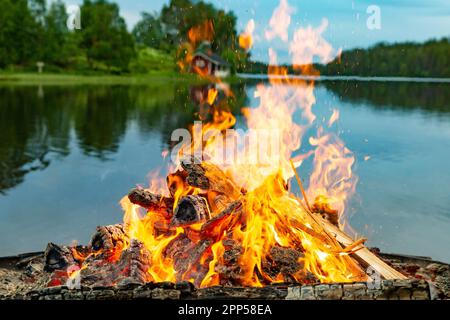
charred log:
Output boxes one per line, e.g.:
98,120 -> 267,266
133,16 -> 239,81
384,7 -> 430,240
201,200 -> 243,240
215,238 -> 244,286
180,156 -> 241,201
178,239 -> 213,286
90,224 -> 128,252
44,243 -> 77,272
128,188 -> 174,219
171,195 -> 211,227
311,197 -> 339,227
115,239 -> 152,286
180,157 -> 209,189
81,239 -> 151,287
262,246 -> 317,284
164,234 -> 196,263
164,234 -> 213,286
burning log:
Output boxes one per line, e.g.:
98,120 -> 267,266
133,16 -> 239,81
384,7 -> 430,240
181,157 -> 242,211
200,200 -> 243,240
214,238 -> 243,286
262,246 -> 316,284
316,215 -> 408,280
311,196 -> 339,227
171,195 -> 211,227
179,239 -> 213,286
115,239 -> 152,285
44,243 -> 77,272
180,157 -> 241,196
165,235 -> 213,285
164,234 -> 198,279
180,157 -> 210,190
81,239 -> 151,287
90,224 -> 128,252
167,170 -> 189,198
128,188 -> 174,219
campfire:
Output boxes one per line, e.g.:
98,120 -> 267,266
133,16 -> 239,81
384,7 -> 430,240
3,1 -> 450,302
40,2 -> 412,291
46,152 -> 404,289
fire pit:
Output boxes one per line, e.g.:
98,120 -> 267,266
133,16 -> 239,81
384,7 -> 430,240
2,0 -> 449,302
0,246 -> 449,300
0,158 -> 449,300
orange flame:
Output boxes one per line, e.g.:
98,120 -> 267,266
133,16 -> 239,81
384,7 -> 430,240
178,20 -> 215,74
117,0 -> 366,287
200,240 -> 224,287
207,88 -> 218,105
188,20 -> 214,46
239,19 -> 255,51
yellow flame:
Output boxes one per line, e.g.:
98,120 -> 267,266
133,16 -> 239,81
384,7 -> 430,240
111,0 -> 366,287
207,88 -> 218,105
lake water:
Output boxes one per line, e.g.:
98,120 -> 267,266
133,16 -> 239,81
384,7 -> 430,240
0,79 -> 449,263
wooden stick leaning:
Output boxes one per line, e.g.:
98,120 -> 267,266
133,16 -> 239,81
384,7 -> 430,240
319,218 -> 407,280
289,160 -> 407,280
289,161 -> 367,278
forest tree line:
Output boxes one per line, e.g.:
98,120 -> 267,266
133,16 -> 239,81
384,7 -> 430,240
246,37 -> 450,78
321,38 -> 450,78
0,0 -> 448,77
0,0 -> 248,74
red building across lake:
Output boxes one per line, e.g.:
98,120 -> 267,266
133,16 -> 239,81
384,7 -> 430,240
191,41 -> 230,78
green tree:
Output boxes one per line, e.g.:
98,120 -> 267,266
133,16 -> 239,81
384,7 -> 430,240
80,0 -> 135,72
160,0 -> 193,45
157,0 -> 248,72
43,1 -> 69,66
132,12 -> 167,50
0,0 -> 39,67
29,0 -> 46,23
322,38 -> 450,77
29,0 -> 47,60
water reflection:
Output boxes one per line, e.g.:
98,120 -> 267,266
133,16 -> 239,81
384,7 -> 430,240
1,80 -> 449,195
0,83 -> 247,194
322,81 -> 450,117
0,80 -> 449,261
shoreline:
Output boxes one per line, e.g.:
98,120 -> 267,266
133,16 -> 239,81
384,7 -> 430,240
238,73 -> 450,83
2,72 -> 450,86
0,72 -> 207,86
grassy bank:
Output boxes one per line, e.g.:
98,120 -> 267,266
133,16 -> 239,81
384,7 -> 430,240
0,72 -> 207,86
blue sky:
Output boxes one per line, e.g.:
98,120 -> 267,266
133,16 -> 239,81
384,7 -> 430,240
58,0 -> 450,63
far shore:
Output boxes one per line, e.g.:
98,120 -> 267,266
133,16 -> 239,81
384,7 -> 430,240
1,72 -> 449,86
0,72 -> 208,86
238,73 -> 450,83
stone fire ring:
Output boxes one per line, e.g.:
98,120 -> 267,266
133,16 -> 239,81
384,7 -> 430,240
6,279 -> 433,300
1,250 -> 449,300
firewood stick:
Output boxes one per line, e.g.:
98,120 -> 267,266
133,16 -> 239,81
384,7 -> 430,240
128,188 -> 174,219
289,160 -> 405,279
289,213 -> 367,279
181,156 -> 241,199
288,218 -> 328,243
292,194 -> 343,253
290,160 -> 312,212
288,162 -> 352,256
201,200 -> 243,236
318,215 -> 407,280
286,169 -> 368,278
340,238 -> 367,253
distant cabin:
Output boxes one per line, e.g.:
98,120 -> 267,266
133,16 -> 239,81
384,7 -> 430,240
191,41 -> 230,78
